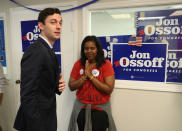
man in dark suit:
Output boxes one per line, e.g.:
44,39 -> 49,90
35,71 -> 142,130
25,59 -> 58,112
14,8 -> 66,131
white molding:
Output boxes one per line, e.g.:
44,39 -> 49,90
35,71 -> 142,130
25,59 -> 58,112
82,7 -> 90,38
0,13 -> 5,20
115,80 -> 182,93
71,2 -> 79,62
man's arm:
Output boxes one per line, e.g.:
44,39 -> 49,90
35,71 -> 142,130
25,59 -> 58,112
20,45 -> 45,130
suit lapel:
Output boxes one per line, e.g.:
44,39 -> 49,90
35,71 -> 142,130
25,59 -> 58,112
38,38 -> 59,72
51,49 -> 59,73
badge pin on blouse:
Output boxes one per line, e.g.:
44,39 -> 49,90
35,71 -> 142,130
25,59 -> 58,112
80,69 -> 84,75
92,69 -> 99,77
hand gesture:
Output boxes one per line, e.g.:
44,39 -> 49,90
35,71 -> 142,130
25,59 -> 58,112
58,73 -> 66,92
85,60 -> 95,79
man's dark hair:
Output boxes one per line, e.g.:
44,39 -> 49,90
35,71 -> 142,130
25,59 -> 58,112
38,8 -> 61,24
81,35 -> 105,68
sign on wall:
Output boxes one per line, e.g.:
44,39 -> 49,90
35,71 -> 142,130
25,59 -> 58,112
0,20 -> 7,67
98,35 -> 131,61
21,20 -> 62,72
136,9 -> 182,83
98,9 -> 182,86
112,43 -> 167,82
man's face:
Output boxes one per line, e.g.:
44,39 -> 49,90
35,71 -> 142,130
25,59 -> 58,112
38,13 -> 62,45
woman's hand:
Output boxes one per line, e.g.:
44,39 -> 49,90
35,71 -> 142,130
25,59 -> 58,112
85,60 -> 115,94
85,60 -> 95,79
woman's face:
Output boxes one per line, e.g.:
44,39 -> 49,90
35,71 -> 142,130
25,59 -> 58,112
84,41 -> 98,62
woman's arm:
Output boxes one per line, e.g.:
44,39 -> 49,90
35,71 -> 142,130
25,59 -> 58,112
88,75 -> 115,94
85,60 -> 115,94
68,75 -> 87,91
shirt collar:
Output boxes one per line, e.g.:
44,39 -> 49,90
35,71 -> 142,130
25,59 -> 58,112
39,35 -> 53,49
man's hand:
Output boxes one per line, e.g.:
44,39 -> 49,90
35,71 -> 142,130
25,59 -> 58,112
58,74 -> 66,92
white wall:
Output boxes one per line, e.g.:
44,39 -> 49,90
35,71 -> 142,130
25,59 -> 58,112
0,0 -> 182,131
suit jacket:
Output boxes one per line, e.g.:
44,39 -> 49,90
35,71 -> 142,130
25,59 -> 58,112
14,38 -> 61,131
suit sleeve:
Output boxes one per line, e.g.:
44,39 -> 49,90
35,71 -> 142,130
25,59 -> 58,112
20,45 -> 45,130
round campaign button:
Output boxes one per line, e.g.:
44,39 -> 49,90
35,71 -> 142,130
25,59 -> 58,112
92,69 -> 99,77
80,69 -> 84,75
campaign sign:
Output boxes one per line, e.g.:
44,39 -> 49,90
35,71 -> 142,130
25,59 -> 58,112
98,35 -> 131,61
167,51 -> 182,83
0,20 -> 6,67
21,20 -> 62,72
21,20 -> 61,52
136,9 -> 182,83
112,43 -> 167,82
136,9 -> 182,49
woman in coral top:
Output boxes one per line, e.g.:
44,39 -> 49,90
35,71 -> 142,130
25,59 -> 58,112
68,35 -> 116,131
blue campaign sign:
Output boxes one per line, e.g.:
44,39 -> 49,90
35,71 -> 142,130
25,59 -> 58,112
167,51 -> 182,83
21,20 -> 62,72
112,43 -> 167,82
136,9 -> 182,49
136,9 -> 182,83
137,14 -> 182,50
0,20 -> 6,67
98,35 -> 131,61
21,20 -> 61,52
